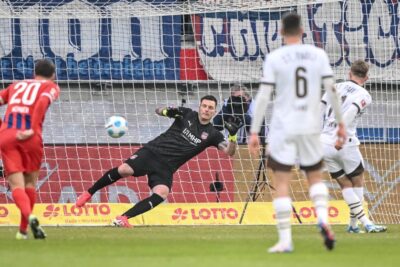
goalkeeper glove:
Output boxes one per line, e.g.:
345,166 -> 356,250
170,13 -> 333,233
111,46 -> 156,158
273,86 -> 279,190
162,107 -> 184,119
225,117 -> 243,142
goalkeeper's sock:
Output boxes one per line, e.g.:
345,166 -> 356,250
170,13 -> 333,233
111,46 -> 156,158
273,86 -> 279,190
273,197 -> 292,245
309,183 -> 329,225
342,188 -> 372,227
88,168 -> 122,195
12,188 -> 32,224
19,187 -> 36,233
123,193 -> 164,219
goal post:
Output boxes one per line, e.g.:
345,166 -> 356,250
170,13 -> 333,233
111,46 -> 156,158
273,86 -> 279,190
0,0 -> 399,225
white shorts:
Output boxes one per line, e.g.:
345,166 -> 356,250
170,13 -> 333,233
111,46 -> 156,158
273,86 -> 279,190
267,132 -> 323,168
322,143 -> 364,177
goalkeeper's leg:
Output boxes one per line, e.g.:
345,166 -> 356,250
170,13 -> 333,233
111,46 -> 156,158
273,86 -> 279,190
112,156 -> 173,227
113,184 -> 167,228
76,164 -> 131,207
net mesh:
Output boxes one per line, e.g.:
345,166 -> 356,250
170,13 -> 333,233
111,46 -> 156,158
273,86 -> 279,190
0,0 -> 399,224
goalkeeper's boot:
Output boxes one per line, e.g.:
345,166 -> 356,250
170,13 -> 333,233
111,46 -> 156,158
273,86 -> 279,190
16,231 -> 28,240
112,215 -> 133,228
365,224 -> 387,233
76,191 -> 92,207
29,215 -> 46,239
268,242 -> 294,253
318,223 -> 335,251
346,225 -> 365,234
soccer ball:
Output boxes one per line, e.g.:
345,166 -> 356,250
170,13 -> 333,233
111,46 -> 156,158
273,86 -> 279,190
105,115 -> 128,138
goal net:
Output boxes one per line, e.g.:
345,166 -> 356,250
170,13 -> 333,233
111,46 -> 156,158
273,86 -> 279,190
0,0 -> 399,225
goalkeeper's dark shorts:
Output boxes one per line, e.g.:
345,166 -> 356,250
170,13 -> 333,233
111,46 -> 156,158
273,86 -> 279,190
125,147 -> 173,190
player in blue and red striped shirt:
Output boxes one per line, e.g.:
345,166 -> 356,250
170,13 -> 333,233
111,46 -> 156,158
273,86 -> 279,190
0,59 -> 60,240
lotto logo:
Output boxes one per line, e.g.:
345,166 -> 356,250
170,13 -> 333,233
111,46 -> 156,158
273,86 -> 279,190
43,205 -> 61,219
43,204 -> 111,219
172,208 -> 188,221
0,205 -> 9,218
172,207 -> 238,221
273,206 -> 339,220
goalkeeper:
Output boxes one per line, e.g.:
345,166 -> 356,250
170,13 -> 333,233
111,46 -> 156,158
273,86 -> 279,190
76,95 -> 239,227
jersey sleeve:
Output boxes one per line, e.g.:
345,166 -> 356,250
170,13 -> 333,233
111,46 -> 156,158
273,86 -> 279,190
320,50 -> 334,78
0,86 -> 10,105
179,107 -> 192,117
352,92 -> 372,113
41,83 -> 60,103
321,92 -> 329,105
260,55 -> 276,85
210,130 -> 225,148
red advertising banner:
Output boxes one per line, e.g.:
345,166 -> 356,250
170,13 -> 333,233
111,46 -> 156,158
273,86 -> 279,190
0,145 -> 234,204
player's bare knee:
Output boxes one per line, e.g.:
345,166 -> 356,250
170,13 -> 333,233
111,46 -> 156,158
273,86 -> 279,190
347,163 -> 364,185
305,169 -> 323,186
350,175 -> 364,187
7,172 -> 25,189
117,163 -> 134,177
152,185 -> 169,199
337,177 -> 353,189
24,171 -> 39,186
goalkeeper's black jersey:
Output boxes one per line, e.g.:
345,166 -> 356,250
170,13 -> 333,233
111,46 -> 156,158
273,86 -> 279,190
145,107 -> 225,172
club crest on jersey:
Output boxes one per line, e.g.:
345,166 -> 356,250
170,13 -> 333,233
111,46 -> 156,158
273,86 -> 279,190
50,88 -> 58,100
201,132 -> 209,140
361,99 -> 366,107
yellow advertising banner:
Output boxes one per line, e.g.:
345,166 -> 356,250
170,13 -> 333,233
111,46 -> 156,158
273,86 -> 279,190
0,200 -> 360,226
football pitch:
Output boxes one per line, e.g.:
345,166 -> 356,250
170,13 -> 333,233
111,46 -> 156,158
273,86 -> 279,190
0,225 -> 399,267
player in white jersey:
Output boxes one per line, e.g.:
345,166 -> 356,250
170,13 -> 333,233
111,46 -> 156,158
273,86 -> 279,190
248,13 -> 346,253
321,60 -> 387,233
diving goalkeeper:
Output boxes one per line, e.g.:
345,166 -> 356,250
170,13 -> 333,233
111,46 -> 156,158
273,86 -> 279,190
76,95 -> 239,227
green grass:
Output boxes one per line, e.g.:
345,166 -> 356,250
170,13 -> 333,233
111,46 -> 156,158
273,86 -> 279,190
0,225 -> 399,267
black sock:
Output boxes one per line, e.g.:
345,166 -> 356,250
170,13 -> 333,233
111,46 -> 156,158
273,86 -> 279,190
88,168 -> 123,195
123,193 -> 164,218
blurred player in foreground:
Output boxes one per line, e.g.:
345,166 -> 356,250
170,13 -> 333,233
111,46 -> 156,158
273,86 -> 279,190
0,59 -> 60,239
248,13 -> 346,253
321,60 -> 387,233
76,95 -> 239,227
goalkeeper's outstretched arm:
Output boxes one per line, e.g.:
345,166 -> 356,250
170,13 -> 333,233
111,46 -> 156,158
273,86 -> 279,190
218,140 -> 236,156
155,107 -> 183,119
218,117 -> 242,156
